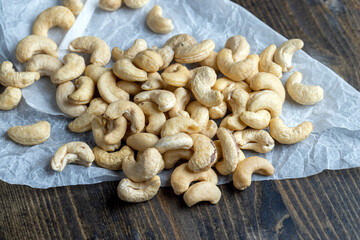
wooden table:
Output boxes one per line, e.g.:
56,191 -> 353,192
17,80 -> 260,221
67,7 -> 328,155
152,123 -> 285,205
1,0 -> 360,239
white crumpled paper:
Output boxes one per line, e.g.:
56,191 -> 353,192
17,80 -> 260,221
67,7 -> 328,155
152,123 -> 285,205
0,0 -> 360,188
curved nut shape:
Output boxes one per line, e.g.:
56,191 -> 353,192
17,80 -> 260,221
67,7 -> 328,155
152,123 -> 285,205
239,110 -> 271,130
215,127 -> 244,175
149,46 -> 174,70
97,71 -> 129,103
0,61 -> 39,88
69,36 -> 111,66
217,48 -> 259,81
103,116 -> 127,145
168,87 -> 190,118
164,34 -> 197,49
225,35 -> 250,62
286,72 -> 323,105
228,88 -> 249,113
133,50 -> 163,73
112,47 -> 124,62
126,133 -> 159,152
32,6 -> 75,37
274,39 -> 304,72
269,117 -> 313,144
259,44 -> 283,78
219,114 -> 247,131
56,81 -> 87,117
63,0 -> 84,15
92,116 -> 122,151
93,145 -> 133,170
7,121 -> 51,146
250,72 -> 285,101
146,5 -> 173,34
51,141 -> 95,172
84,64 -> 111,83
113,58 -> 148,82
51,53 -> 85,84
183,182 -> 221,207
161,116 -> 200,137
124,0 -> 149,8
213,140 -> 222,163
213,77 -> 251,94
68,76 -> 95,105
161,63 -> 190,87
209,101 -> 227,119
234,129 -> 275,153
190,66 -> 223,107
116,81 -> 142,96
174,40 -> 215,63
123,148 -> 164,182
199,51 -> 219,71
105,100 -> 145,133
171,163 -> 217,195
117,175 -> 160,203
247,90 -> 283,118
119,39 -> 148,60
15,35 -> 58,63
141,72 -> 163,90
202,120 -> 218,139
138,101 -> 166,135
134,89 -> 176,112
186,101 -> 213,136
99,0 -> 122,11
163,149 -> 193,169
154,133 -> 193,154
0,87 -> 22,110
26,54 -> 63,77
233,156 -> 274,190
187,134 -> 217,172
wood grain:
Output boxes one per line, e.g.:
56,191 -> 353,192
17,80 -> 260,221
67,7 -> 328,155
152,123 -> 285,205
1,0 -> 359,239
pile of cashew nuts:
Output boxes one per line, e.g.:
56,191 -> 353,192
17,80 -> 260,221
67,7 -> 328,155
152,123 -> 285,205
0,1 -> 324,207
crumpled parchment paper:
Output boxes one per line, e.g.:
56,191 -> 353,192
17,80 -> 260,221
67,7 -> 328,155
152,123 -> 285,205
0,0 -> 359,188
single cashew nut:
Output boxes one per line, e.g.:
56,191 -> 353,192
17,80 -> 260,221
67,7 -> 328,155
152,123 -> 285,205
269,117 -> 313,144
97,71 -> 129,103
56,81 -> 87,117
274,39 -> 304,72
138,101 -> 166,135
209,101 -> 227,119
141,72 -> 164,90
213,77 -> 251,94
187,134 -> 217,172
146,5 -> 173,34
154,133 -> 193,154
225,35 -> 250,62
113,58 -> 148,82
7,121 -> 51,146
25,54 -> 63,77
233,129 -> 275,153
117,175 -> 160,203
63,0 -> 84,15
163,149 -> 193,169
168,87 -> 190,118
199,51 -> 219,71
103,116 -> 128,145
171,163 -> 217,195
133,50 -> 163,73
99,0 -> 122,11
149,46 -> 174,70
161,63 -> 190,87
84,64 -> 111,83
69,36 -> 111,66
116,80 -> 142,96
115,39 -> 148,61
0,61 -> 39,88
161,116 -> 200,137
186,101 -> 216,137
174,40 -> 215,64
32,6 -> 75,37
286,72 -> 323,105
51,53 -> 86,84
93,145 -> 134,170
250,72 -> 285,101
0,87 -> 22,110
183,182 -> 221,207
68,76 -> 95,105
219,114 -> 247,131
164,34 -> 197,50
92,116 -> 122,151
126,133 -> 159,152
247,90 -> 283,118
259,44 -> 283,78
124,0 -> 149,8
51,141 -> 95,172
213,140 -> 222,163
134,89 -> 176,112
239,110 -> 271,130
233,156 -> 274,190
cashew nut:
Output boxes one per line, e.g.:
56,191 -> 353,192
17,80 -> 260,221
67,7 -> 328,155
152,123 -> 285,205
97,71 -> 130,103
225,35 -> 250,62
69,36 -> 111,66
208,101 -> 227,119
239,110 -> 271,130
183,182 -> 221,207
168,87 -> 190,118
134,89 -> 176,112
126,133 -> 159,152
163,34 -> 197,50
233,129 -> 275,153
149,46 -> 174,70
213,77 -> 251,94
68,76 -> 95,105
199,51 -> 219,71
0,87 -> 22,110
202,120 -> 218,139
7,121 -> 51,146
247,90 -> 283,118
259,44 -> 283,78
213,140 -> 222,162
233,156 -> 274,190
123,0 -> 149,8
174,40 -> 215,63
113,58 -> 148,82
63,0 -> 84,15
25,54 -> 63,77
250,72 -> 285,101
154,133 -> 193,154
32,6 -> 75,37
286,72 -> 323,105
93,145 -> 133,170
0,61 -> 40,88
138,101 -> 166,135
56,81 -> 87,117
99,0 -> 122,11
161,64 -> 190,87
141,72 -> 164,90
186,101 -> 216,137
92,116 -> 122,151
51,141 -> 95,172
274,39 -> 304,72
146,5 -> 173,34
117,175 -> 160,203
269,117 -> 313,144
113,39 -> 148,62
51,53 -> 85,84
116,80 -> 142,96
187,134 -> 217,172
84,64 -> 111,83
163,149 -> 193,169
161,116 -> 200,137
133,50 -> 163,73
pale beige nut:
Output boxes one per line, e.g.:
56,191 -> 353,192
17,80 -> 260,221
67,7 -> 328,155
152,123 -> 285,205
123,148 -> 164,182
202,120 -> 218,139
92,116 -> 122,151
97,71 -> 129,103
104,116 -> 127,145
186,101 -> 217,138
15,35 -> 58,63
217,48 -> 259,81
105,100 -> 145,133
163,34 -> 197,50
112,47 -> 124,62
168,87 -> 190,118
7,121 -> 51,146
213,77 -> 251,94
0,61 -> 39,88
174,40 -> 215,64
225,35 -> 250,62
146,5 -> 173,34
124,0 -> 149,8
113,58 -> 148,82
68,76 -> 95,105
250,72 -> 285,101
63,0 -> 84,15
141,72 -> 164,90
163,149 -> 193,169
286,72 -> 323,105
213,140 -> 222,163
116,81 -> 142,96
161,63 -> 190,87
171,163 -> 217,195
199,51 -> 219,71
234,129 -> 275,153
209,101 -> 227,119
183,182 -> 221,207
259,44 -> 283,78
126,133 -> 159,152
93,145 -> 133,170
134,89 -> 176,112
215,127 -> 245,175
187,134 -> 217,172
247,90 -> 283,118
274,39 -> 304,72
99,0 -> 122,11
56,81 -> 87,117
25,54 -> 63,77
32,6 -> 75,37
220,114 -> 247,131
51,53 -> 85,84
233,156 -> 274,190
239,110 -> 271,130
68,97 -> 108,132
113,39 -> 148,61
245,59 -> 259,85
51,141 -> 95,172
0,87 -> 22,111
84,64 -> 111,83
138,101 -> 166,135
161,116 -> 200,137
133,50 -> 163,73
269,117 -> 313,144
153,133 -> 193,154
149,46 -> 174,70
117,175 -> 160,203
69,36 -> 111,66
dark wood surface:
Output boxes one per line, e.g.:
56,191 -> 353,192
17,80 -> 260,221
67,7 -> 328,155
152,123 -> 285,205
1,0 -> 360,239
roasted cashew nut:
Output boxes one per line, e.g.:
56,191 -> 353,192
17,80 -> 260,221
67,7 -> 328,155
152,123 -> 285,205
168,87 -> 190,118
225,35 -> 250,62
63,0 -> 84,15
274,39 -> 304,72
199,51 -> 219,71
51,141 -> 95,172
25,54 -> 63,77
68,76 -> 95,105
239,110 -> 271,130
146,5 -> 173,34
0,87 -> 22,110
233,156 -> 274,190
247,90 -> 283,118
84,64 -> 111,83
56,81 -> 87,117
113,58 -> 148,82
97,71 -> 129,103
99,0 -> 122,11
51,53 -> 86,84
286,72 -> 323,105
69,36 -> 111,66
163,149 -> 193,169
161,116 -> 200,137
93,145 -> 134,170
7,121 -> 51,146
187,134 -> 217,172
174,40 -> 215,64
259,44 -> 283,78
163,34 -> 197,50
250,72 -> 285,101
234,129 -> 275,153
269,117 -> 313,144
0,61 -> 39,88
134,89 -> 176,112
116,81 -> 142,96
92,116 -> 122,151
183,182 -> 221,207
126,133 -> 159,152
133,50 -> 163,73
161,63 -> 190,87
32,6 -> 75,37
154,133 -> 193,154
209,101 -> 227,119
149,46 -> 174,70
138,101 -> 166,135
123,0 -> 149,8
171,163 -> 217,195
